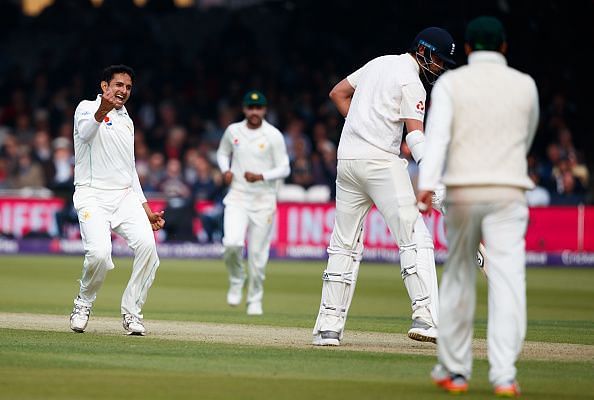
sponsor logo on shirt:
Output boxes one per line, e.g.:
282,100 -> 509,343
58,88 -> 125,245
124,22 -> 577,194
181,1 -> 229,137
233,138 -> 240,146
259,143 -> 266,150
416,101 -> 425,112
104,116 -> 112,126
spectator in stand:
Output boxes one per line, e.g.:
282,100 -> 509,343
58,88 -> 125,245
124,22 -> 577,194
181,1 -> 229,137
550,169 -> 587,205
56,121 -> 74,140
192,154 -> 225,243
150,101 -> 178,149
204,107 -> 236,150
288,137 -> 314,188
33,108 -> 51,134
158,158 -> 195,241
51,137 -> 77,239
283,117 -> 311,162
14,113 -> 35,144
192,154 -> 222,201
136,88 -> 157,132
0,89 -> 29,127
1,135 -> 20,168
311,140 -> 337,199
552,157 -> 586,197
0,155 -> 9,189
134,140 -> 151,187
183,147 -> 200,186
50,137 -> 74,193
557,126 -> 577,160
568,152 -> 590,189
163,126 -> 187,160
143,151 -> 166,193
541,143 -> 562,191
32,129 -> 55,185
9,145 -> 46,189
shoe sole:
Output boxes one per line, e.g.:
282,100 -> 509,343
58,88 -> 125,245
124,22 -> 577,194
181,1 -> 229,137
71,328 -> 85,333
408,331 -> 437,344
313,338 -> 340,346
126,331 -> 146,336
495,388 -> 520,397
495,392 -> 519,398
433,379 -> 468,394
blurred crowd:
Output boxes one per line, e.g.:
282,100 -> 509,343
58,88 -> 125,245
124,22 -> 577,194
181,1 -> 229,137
0,1 -> 592,233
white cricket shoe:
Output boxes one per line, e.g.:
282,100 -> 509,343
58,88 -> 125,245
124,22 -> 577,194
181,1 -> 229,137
246,302 -> 263,316
70,300 -> 91,333
407,318 -> 437,343
122,314 -> 146,336
227,284 -> 243,306
313,330 -> 340,346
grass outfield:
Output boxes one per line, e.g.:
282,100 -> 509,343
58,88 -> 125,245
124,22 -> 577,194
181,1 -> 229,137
0,255 -> 592,399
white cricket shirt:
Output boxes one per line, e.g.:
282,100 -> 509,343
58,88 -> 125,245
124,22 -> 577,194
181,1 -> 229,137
338,54 -> 427,159
217,119 -> 290,195
419,51 -> 539,191
73,95 -> 147,202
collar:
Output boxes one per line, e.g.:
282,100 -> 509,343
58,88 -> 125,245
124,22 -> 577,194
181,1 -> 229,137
243,119 -> 266,131
467,51 -> 507,66
96,94 -> 128,116
405,53 -> 421,74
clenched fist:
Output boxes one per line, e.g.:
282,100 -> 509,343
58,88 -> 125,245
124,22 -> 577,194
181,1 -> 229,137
143,203 -> 166,232
244,171 -> 264,182
94,89 -> 118,122
223,171 -> 233,186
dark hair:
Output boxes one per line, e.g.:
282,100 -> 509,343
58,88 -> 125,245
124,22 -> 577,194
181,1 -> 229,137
101,64 -> 135,84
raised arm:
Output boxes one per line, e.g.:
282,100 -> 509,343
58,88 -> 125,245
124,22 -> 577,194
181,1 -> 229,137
76,90 -> 120,144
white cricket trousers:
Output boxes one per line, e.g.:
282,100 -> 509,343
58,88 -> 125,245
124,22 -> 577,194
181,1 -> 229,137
222,192 -> 276,305
439,199 -> 528,386
317,159 -> 439,334
73,186 -> 160,318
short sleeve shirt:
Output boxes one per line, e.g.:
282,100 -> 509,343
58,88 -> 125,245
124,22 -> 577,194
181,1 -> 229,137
338,54 -> 426,159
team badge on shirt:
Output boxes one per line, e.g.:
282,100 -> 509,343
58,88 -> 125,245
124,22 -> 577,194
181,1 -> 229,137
233,138 -> 240,146
416,101 -> 425,112
259,143 -> 266,150
81,210 -> 91,221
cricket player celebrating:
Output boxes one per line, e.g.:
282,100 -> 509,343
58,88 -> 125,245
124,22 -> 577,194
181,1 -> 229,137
312,27 -> 456,346
216,90 -> 290,316
417,16 -> 539,396
69,65 -> 165,335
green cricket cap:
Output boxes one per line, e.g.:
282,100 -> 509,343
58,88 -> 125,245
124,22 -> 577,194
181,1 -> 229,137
465,16 -> 506,51
243,90 -> 267,106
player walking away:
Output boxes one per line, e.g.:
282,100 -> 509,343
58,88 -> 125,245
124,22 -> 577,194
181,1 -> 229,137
417,16 -> 539,397
312,27 -> 456,346
216,90 -> 290,316
69,65 -> 165,336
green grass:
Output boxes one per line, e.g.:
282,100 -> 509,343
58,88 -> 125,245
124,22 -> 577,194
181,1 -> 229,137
0,329 -> 592,400
0,255 -> 593,399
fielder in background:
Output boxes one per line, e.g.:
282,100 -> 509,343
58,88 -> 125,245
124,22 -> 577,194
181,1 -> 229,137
216,90 -> 290,316
69,65 -> 165,336
417,16 -> 539,397
312,27 -> 456,346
